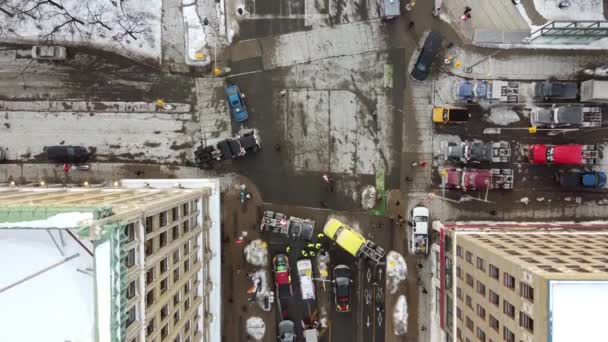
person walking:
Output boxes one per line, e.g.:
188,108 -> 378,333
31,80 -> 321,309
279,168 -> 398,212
408,21 -> 415,31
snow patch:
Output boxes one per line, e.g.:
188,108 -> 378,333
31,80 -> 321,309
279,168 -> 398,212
0,212 -> 93,228
533,0 -> 605,21
182,0 -> 211,66
484,108 -> 521,126
386,251 -> 407,294
393,295 -> 409,336
246,316 -> 266,340
244,239 -> 268,266
515,3 -> 545,31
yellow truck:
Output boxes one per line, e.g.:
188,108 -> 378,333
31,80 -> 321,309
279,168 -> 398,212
432,106 -> 471,123
323,218 -> 385,264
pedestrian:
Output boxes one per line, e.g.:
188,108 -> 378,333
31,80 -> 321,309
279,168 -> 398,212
320,201 -> 328,208
63,163 -> 70,173
421,326 -> 427,331
286,245 -> 291,253
408,21 -> 415,31
447,42 -> 454,49
419,160 -> 428,167
464,6 -> 472,15
274,144 -> 281,151
422,287 -> 428,294
558,1 -> 570,9
405,176 -> 413,182
490,210 -> 497,216
395,200 -> 400,206
411,162 -> 418,167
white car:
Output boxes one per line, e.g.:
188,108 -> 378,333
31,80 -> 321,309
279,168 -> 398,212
32,46 -> 67,60
297,259 -> 315,300
409,206 -> 430,255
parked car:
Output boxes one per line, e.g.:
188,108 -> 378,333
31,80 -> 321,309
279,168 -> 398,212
32,46 -> 67,60
410,31 -> 442,81
277,320 -> 296,342
432,106 -> 471,123
297,259 -> 315,300
44,146 -> 88,164
409,206 -> 429,255
555,170 -> 607,189
273,254 -> 293,299
333,264 -> 352,312
225,85 -> 249,122
532,81 -> 578,100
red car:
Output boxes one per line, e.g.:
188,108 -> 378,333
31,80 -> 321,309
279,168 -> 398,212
273,254 -> 293,299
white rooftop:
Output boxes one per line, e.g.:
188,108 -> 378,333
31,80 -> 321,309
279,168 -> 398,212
0,228 -> 94,342
549,280 -> 608,342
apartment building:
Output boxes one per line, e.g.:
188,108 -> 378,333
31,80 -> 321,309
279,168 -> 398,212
0,179 -> 221,342
431,221 -> 608,342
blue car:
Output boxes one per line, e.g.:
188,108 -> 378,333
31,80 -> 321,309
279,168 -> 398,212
225,85 -> 248,122
556,170 -> 607,189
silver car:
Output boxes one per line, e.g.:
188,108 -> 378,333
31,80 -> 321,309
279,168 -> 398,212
278,320 -> 296,342
32,46 -> 67,60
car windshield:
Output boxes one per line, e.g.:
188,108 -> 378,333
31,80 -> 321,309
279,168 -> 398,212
336,279 -> 350,297
415,216 -> 428,223
415,62 -> 427,72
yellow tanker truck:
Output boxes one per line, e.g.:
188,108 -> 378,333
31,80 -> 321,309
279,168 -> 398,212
323,218 -> 386,264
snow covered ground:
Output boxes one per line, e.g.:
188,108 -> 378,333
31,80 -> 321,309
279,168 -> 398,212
0,0 -> 162,62
483,108 -> 521,126
533,0 -> 605,21
0,229 -> 94,342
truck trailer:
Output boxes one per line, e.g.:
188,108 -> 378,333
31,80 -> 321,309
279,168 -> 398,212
444,140 -> 511,163
581,80 -> 608,103
530,105 -> 601,128
527,144 -> 598,165
323,219 -> 385,264
445,168 -> 514,191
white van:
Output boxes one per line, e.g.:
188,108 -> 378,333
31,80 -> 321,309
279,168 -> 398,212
297,259 -> 315,300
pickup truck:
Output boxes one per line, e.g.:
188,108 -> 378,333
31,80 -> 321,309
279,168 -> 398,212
528,144 -> 598,165
530,105 -> 601,128
194,131 -> 261,168
432,106 -> 471,123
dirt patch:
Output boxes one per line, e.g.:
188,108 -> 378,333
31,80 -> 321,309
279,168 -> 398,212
144,141 -> 162,148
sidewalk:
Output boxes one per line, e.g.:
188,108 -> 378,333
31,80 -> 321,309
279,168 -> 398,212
444,47 -> 606,79
0,100 -> 191,113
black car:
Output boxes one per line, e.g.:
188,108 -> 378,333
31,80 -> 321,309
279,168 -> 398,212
410,31 -> 442,81
45,145 -> 88,163
333,264 -> 352,312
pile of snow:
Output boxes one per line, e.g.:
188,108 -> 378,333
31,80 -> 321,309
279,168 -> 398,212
182,0 -> 211,66
484,108 -> 521,126
386,251 -> 407,294
361,185 -> 378,210
0,0 -> 161,62
393,295 -> 409,336
0,212 -> 93,228
246,317 -> 266,340
533,0 -> 605,21
247,269 -> 274,311
244,239 -> 268,266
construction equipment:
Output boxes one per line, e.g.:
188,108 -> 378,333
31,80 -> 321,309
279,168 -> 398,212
323,219 -> 385,264
260,211 -> 315,241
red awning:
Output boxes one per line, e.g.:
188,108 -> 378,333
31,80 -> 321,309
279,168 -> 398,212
529,144 -> 547,164
553,145 -> 583,165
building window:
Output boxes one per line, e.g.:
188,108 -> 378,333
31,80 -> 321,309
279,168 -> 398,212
174,292 -> 180,306
520,312 -> 534,333
126,249 -> 135,268
446,294 -> 453,329
174,309 -> 181,326
146,318 -> 155,336
457,287 -> 463,300
466,251 -> 473,264
435,287 -> 440,313
476,304 -> 486,320
160,257 -> 168,274
476,281 -> 486,296
489,290 -> 499,306
476,327 -> 486,341
184,258 -> 190,273
174,336 -> 181,342
182,203 -> 189,215
160,232 -> 167,249
184,280 -> 190,294
466,295 -> 473,308
125,223 -> 135,242
456,266 -> 462,279
161,324 -> 168,339
183,242 -> 190,256
161,304 -> 169,320
174,268 -> 180,283
457,307 -> 463,320
172,207 -> 179,221
184,297 -> 191,311
466,316 -> 474,331
520,282 -> 534,302
476,257 -> 485,272
183,220 -> 190,234
126,306 -> 136,328
489,315 -> 499,332
146,289 -> 155,308
160,211 -> 168,227
466,273 -> 474,287
127,280 -> 136,299
503,272 -> 515,289
172,226 -> 179,240
161,278 -> 168,294
457,246 -> 463,258
145,239 -> 154,257
503,300 -> 515,319
184,319 -> 190,332
145,216 -> 154,234
457,328 -> 462,340
503,326 -> 515,342
489,264 -> 499,280
173,249 -> 180,264
146,268 -> 154,285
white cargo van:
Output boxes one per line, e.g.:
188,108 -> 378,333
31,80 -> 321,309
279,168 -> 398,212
297,259 -> 315,300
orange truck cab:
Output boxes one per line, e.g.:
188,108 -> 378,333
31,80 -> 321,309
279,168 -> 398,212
433,106 -> 471,123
